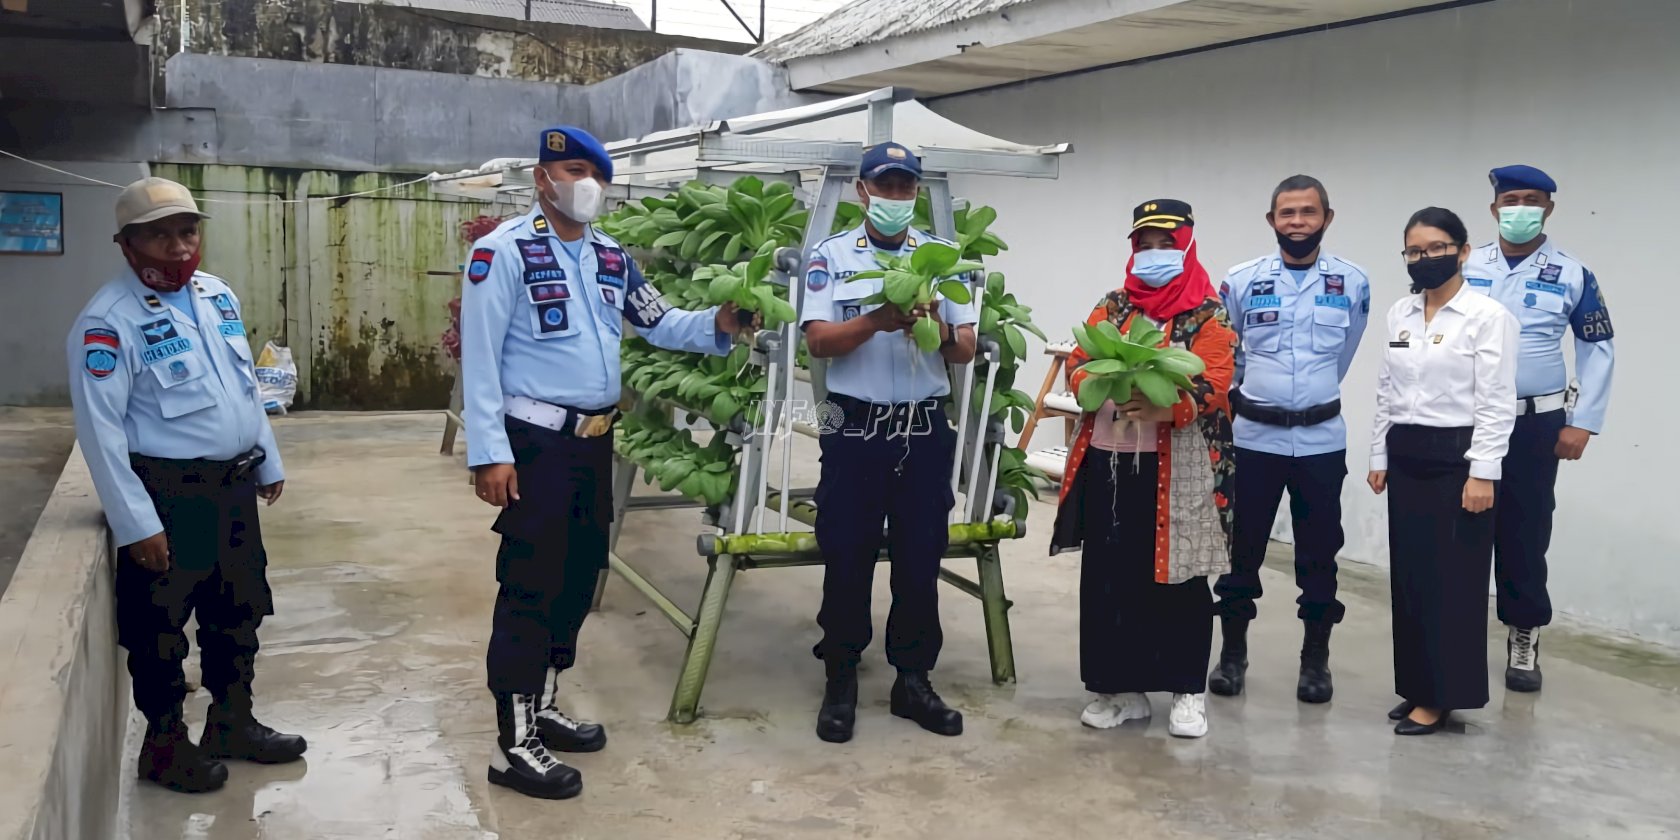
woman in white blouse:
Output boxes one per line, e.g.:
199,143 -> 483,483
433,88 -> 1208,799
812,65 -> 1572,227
1368,207 -> 1518,736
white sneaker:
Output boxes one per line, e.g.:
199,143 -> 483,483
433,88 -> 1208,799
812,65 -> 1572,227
1080,693 -> 1151,729
1168,693 -> 1208,738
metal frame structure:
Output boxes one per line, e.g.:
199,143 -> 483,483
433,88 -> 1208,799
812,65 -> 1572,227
430,88 -> 1069,723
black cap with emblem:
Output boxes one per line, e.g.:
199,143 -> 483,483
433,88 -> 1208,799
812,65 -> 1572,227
1131,199 -> 1194,232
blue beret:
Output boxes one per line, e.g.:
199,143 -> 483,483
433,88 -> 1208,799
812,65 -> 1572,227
860,142 -> 922,180
538,126 -> 613,181
1490,164 -> 1556,195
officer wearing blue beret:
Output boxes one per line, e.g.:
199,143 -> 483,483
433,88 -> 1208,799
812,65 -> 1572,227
1212,175 -> 1371,705
67,178 -> 306,794
1462,164 -> 1615,693
459,126 -> 752,799
800,142 -> 978,743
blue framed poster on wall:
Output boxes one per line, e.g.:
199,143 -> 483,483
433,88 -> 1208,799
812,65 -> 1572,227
0,191 -> 64,255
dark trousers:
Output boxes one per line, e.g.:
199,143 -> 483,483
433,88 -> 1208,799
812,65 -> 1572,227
1495,409 -> 1563,629
1386,425 -> 1495,711
1079,452 -> 1213,694
117,455 -> 273,722
813,395 -> 957,672
485,418 -> 611,697
1215,447 -> 1347,624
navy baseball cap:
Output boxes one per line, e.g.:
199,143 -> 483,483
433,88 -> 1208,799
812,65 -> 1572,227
1489,164 -> 1556,195
538,125 -> 613,181
860,142 -> 922,181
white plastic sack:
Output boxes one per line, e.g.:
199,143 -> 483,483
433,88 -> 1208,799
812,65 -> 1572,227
255,341 -> 298,415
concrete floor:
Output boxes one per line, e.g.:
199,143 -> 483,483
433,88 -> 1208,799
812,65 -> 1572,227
120,413 -> 1680,840
0,407 -> 74,596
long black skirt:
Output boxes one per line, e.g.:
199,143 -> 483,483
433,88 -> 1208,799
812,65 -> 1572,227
1386,425 -> 1495,711
1079,452 -> 1213,695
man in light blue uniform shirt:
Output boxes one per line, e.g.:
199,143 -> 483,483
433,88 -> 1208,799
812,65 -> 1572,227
1464,164 -> 1615,693
458,125 -> 745,800
800,142 -> 978,744
67,178 -> 305,795
1211,175 -> 1370,705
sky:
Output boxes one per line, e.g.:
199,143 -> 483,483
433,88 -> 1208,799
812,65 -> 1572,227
601,0 -> 851,44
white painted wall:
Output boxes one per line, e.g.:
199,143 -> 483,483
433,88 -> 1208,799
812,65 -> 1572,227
0,161 -> 148,406
931,0 -> 1680,645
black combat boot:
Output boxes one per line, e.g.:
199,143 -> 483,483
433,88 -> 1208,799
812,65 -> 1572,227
489,693 -> 583,800
1504,626 -> 1543,693
1297,621 -> 1334,704
889,671 -> 963,736
536,668 -> 607,753
1208,618 -> 1249,697
140,709 -> 229,794
200,690 -> 308,764
816,659 -> 858,743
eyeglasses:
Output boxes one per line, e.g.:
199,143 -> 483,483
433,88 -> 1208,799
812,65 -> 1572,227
1401,242 -> 1460,264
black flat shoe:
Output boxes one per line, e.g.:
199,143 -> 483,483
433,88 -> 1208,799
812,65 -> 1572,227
1394,711 -> 1451,736
1387,701 -> 1415,721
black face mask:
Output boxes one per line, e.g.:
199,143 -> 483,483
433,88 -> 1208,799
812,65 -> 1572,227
1407,254 -> 1460,290
1275,228 -> 1325,262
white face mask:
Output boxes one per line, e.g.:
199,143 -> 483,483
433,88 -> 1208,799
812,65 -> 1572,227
542,173 -> 604,224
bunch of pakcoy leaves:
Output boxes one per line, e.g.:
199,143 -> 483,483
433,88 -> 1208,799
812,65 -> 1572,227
698,241 -> 799,329
848,242 -> 985,352
623,340 -> 767,430
1072,316 -> 1206,412
615,408 -> 738,507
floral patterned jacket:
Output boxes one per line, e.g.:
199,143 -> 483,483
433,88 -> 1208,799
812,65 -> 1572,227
1049,290 -> 1237,584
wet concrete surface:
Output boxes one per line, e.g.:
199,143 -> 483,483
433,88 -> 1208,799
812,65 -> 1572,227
121,413 -> 1680,840
0,407 -> 74,596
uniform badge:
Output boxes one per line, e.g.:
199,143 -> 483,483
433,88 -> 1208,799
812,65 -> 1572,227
139,319 -> 192,364
519,240 -> 556,267
467,248 -> 495,284
601,287 -> 616,306
806,255 -> 830,292
212,293 -> 239,321
1314,294 -> 1350,309
168,360 -> 190,381
532,214 -> 550,233
1432,334 -> 1444,344
842,304 -> 861,322
83,329 -> 119,380
1523,292 -> 1538,307
1245,310 -> 1279,326
1323,275 -> 1344,296
1252,279 -> 1276,297
1399,330 -> 1411,341
529,282 -> 570,303
143,293 -> 164,310
1538,264 -> 1562,283
546,130 -> 567,153
594,244 -> 626,276
537,301 -> 570,333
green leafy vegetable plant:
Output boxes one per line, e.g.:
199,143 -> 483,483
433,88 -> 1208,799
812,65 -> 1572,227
1071,317 -> 1206,412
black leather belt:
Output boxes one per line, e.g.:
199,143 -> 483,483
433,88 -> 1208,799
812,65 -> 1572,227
130,448 -> 266,485
1230,388 -> 1341,428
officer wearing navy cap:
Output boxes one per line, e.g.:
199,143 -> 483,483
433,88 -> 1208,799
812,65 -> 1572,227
458,125 -> 753,799
1462,164 -> 1615,693
799,142 -> 978,743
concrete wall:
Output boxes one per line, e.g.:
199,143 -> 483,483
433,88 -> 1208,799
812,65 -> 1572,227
0,449 -> 128,840
0,160 -> 149,406
159,0 -> 746,87
931,0 -> 1680,644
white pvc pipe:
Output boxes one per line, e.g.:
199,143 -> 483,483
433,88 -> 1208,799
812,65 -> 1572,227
965,351 -> 1000,524
753,358 -> 778,534
948,280 -> 983,523
981,438 -> 1003,525
780,322 -> 795,531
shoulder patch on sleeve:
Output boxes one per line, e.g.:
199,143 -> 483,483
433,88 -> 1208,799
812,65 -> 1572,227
467,248 -> 496,284
83,328 -> 120,380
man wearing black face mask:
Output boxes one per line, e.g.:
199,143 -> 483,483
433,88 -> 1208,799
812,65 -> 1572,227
1212,175 -> 1371,704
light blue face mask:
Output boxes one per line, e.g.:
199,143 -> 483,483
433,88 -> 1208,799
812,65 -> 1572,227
1498,205 -> 1546,245
865,196 -> 916,237
1131,247 -> 1186,287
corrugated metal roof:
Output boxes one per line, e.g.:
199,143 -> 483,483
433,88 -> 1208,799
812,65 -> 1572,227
752,0 -> 1032,62
339,0 -> 649,31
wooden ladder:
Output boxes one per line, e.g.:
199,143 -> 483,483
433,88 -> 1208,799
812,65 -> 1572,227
1017,341 -> 1080,482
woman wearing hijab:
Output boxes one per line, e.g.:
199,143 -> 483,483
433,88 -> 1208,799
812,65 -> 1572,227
1050,199 -> 1238,739
1369,207 -> 1518,735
